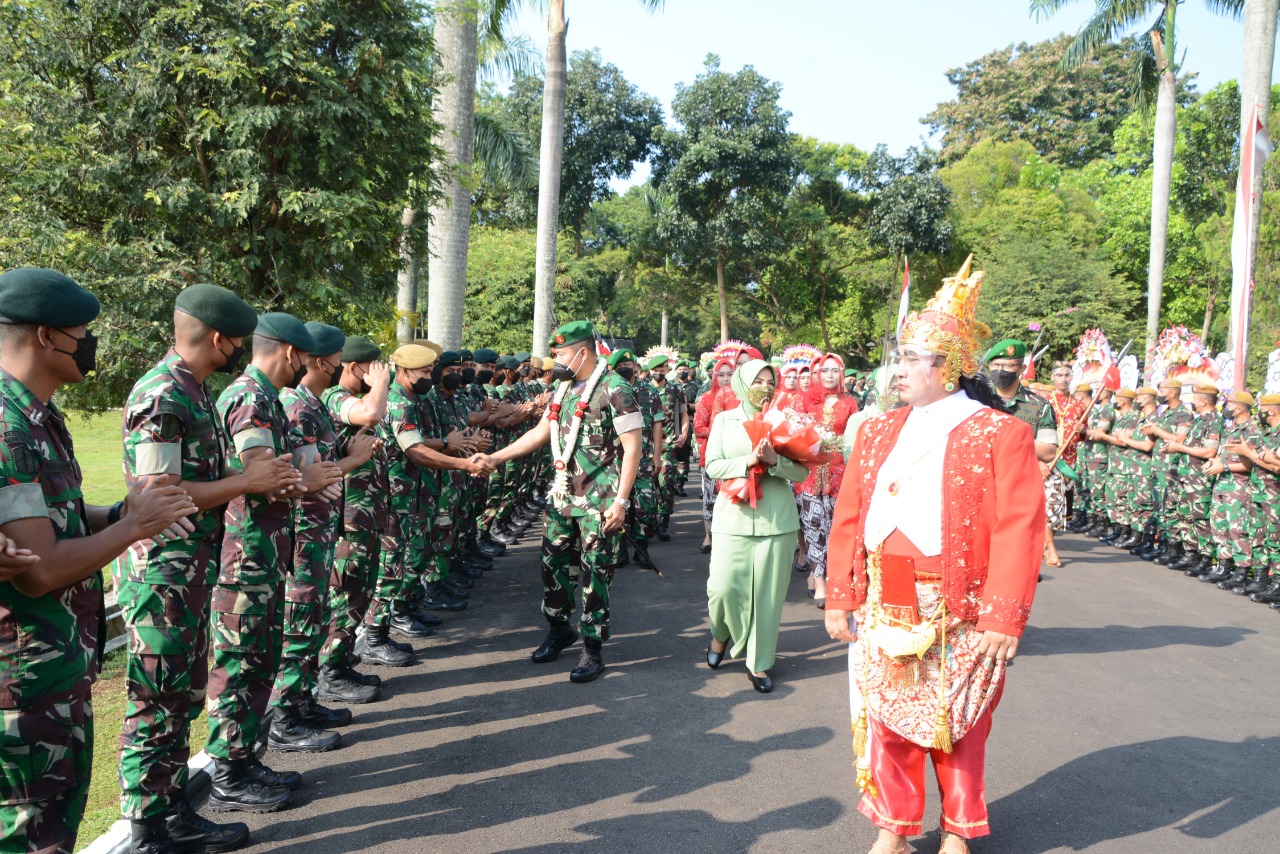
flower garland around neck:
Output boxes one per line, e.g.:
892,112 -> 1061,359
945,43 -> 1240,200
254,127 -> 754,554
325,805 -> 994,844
547,359 -> 608,498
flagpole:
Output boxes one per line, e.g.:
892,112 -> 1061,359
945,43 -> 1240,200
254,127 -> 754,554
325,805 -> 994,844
1229,105 -> 1272,393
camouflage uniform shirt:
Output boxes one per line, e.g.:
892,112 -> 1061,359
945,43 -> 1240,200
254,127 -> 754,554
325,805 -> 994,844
547,372 -> 643,517
323,386 -> 390,532
280,384 -> 342,544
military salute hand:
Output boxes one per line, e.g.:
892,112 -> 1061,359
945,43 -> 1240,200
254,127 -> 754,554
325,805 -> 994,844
0,530 -> 39,582
123,477 -> 198,542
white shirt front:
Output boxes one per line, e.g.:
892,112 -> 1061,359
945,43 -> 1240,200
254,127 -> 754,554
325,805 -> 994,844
863,390 -> 985,557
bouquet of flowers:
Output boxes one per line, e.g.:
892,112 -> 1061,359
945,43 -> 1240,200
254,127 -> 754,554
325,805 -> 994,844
719,406 -> 840,507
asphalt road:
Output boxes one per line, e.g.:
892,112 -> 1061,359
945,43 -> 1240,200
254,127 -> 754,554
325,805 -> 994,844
229,494 -> 1280,853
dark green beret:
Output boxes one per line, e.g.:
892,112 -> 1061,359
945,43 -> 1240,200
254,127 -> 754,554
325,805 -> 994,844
472,348 -> 499,365
551,320 -> 594,347
984,339 -> 1027,362
341,336 -> 380,363
255,312 -> 316,352
514,351 -> 532,363
438,350 -> 462,369
459,348 -> 474,361
607,349 -> 635,369
0,268 -> 100,327
647,354 -> 670,370
175,283 -> 257,337
845,369 -> 857,377
496,355 -> 519,370
304,321 -> 344,357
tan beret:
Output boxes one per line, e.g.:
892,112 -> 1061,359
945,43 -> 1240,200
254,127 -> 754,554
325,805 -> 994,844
1193,385 -> 1220,396
1074,383 -> 1093,394
1260,393 -> 1280,406
392,344 -> 436,370
413,338 -> 443,358
542,357 -> 556,371
1115,388 -> 1137,399
1228,391 -> 1256,406
1136,386 -> 1159,397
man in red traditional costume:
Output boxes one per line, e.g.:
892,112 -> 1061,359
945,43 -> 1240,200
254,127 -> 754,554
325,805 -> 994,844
825,256 -> 1045,854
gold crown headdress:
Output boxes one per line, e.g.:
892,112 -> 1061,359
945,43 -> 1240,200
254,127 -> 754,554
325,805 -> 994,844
899,254 -> 990,389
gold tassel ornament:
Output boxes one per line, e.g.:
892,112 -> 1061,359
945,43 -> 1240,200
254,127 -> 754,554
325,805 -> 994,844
931,606 -> 954,754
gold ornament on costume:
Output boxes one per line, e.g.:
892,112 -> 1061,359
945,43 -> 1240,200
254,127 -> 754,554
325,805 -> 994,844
899,253 -> 991,386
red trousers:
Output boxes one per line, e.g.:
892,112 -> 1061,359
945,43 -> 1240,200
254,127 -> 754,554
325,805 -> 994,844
858,705 -> 996,839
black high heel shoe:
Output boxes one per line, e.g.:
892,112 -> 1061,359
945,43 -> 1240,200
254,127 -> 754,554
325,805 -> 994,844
706,639 -> 728,670
746,668 -> 773,694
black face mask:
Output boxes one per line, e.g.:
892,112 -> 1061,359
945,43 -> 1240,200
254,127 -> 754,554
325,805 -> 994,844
215,339 -> 245,375
328,363 -> 344,388
477,369 -> 495,385
551,363 -> 576,382
442,373 -> 464,391
652,372 -> 667,384
518,366 -> 530,378
51,327 -> 98,377
410,376 -> 431,395
461,367 -> 477,385
354,367 -> 371,395
287,352 -> 306,387
990,369 -> 1019,390
615,366 -> 635,381
677,371 -> 689,381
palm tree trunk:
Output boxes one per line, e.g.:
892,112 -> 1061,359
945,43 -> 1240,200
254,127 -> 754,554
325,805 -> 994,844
425,1 -> 478,350
716,247 -> 728,341
1145,21 -> 1178,357
395,207 -> 418,343
661,309 -> 669,346
531,0 -> 568,357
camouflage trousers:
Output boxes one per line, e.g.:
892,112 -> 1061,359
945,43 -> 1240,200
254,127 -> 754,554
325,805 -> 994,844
675,440 -> 692,486
657,455 -> 678,517
0,695 -> 92,854
369,510 -> 411,628
1125,470 -> 1155,530
1153,467 -> 1179,537
1079,460 -> 1107,516
117,581 -> 210,820
1209,476 -> 1261,568
429,477 -> 465,581
477,462 -> 509,532
320,530 -> 380,671
631,474 -> 658,547
270,540 -> 335,714
205,582 -> 283,761
1171,480 -> 1215,555
542,506 -> 620,642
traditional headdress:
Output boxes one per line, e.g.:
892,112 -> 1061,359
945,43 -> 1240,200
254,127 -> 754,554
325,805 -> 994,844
712,340 -> 749,363
643,345 -> 680,367
780,344 -> 822,374
898,254 -> 990,389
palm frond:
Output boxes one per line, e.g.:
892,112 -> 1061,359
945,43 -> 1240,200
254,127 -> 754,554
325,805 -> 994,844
477,31 -> 542,82
483,0 -> 525,43
1128,28 -> 1161,113
1029,0 -> 1084,22
1202,0 -> 1244,20
473,107 -> 538,189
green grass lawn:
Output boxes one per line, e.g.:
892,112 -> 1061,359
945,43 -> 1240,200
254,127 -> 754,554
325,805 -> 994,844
67,411 -> 212,850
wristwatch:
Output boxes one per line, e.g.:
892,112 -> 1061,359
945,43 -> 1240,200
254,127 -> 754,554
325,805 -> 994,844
441,436 -> 449,449
612,497 -> 631,509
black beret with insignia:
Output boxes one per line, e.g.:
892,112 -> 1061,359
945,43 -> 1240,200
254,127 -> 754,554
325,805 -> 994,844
175,283 -> 257,337
438,350 -> 462,369
0,268 -> 101,327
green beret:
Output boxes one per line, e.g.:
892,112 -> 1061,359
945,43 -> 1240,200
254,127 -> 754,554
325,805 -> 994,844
473,348 -> 499,365
255,312 -> 316,352
514,351 -> 532,363
607,349 -> 635,369
984,339 -> 1027,362
551,320 -> 594,347
648,354 -> 670,370
303,321 -> 345,357
341,336 -> 380,363
175,284 -> 257,337
438,350 -> 462,369
845,369 -> 857,377
459,348 -> 473,361
496,355 -> 519,370
0,268 -> 100,327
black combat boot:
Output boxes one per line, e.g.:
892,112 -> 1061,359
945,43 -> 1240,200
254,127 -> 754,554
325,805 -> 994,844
634,545 -> 657,570
343,661 -> 381,687
390,604 -> 435,638
569,638 -> 606,683
1130,530 -> 1157,558
657,514 -> 671,541
614,541 -> 630,569
1099,522 -> 1122,545
489,524 -> 517,546
129,814 -> 176,854
165,797 -> 249,853
244,752 -> 303,791
422,581 -> 467,611
363,624 -> 414,667
531,622 -> 578,663
477,535 -> 505,557
1202,558 -> 1234,584
1219,565 -> 1252,592
267,707 -> 341,753
1111,525 -> 1136,548
1084,515 -> 1108,538
207,759 -> 291,813
300,696 -> 353,728
1185,554 -> 1213,577
1168,547 -> 1198,570
1249,571 -> 1280,603
1238,566 -> 1270,596
1067,511 -> 1089,533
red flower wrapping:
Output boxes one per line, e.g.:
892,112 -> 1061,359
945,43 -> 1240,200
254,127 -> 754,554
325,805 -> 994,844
720,464 -> 766,508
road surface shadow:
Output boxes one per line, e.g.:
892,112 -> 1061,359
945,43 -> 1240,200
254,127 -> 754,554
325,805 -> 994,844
985,735 -> 1280,852
1018,623 -> 1255,656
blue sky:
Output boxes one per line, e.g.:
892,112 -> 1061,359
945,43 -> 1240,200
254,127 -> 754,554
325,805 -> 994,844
507,0 -> 1267,172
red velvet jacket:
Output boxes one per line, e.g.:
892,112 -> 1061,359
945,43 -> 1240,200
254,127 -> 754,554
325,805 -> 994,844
825,405 -> 1045,636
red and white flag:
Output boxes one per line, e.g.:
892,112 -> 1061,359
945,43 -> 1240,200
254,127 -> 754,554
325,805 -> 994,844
896,256 -> 911,336
1229,104 -> 1273,391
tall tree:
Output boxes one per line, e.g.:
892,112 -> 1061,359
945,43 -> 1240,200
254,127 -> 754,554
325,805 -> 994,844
1032,0 -> 1245,357
529,0 -> 663,357
651,55 -> 797,342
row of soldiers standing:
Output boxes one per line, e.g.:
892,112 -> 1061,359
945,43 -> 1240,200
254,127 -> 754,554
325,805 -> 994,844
1073,381 -> 1280,605
0,269 -> 564,854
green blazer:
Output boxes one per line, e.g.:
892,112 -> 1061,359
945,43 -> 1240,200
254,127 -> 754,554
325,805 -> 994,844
705,406 -> 807,537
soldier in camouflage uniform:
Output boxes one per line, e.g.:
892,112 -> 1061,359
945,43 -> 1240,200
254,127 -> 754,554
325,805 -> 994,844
1160,387 -> 1222,576
0,269 -> 195,854
1134,380 -> 1194,560
649,355 -> 688,541
1112,388 -> 1160,551
267,323 -> 379,752
1236,394 -> 1280,605
1202,392 -> 1264,589
1092,389 -> 1136,542
205,313 -> 339,810
475,321 -> 643,683
607,349 -> 664,571
1081,388 -> 1115,537
675,361 -> 700,495
118,284 -> 304,852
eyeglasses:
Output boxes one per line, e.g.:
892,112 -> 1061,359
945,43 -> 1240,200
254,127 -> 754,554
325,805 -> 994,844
892,350 -> 939,367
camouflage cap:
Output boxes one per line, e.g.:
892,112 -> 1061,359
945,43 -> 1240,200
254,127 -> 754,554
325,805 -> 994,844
175,283 -> 257,337
0,267 -> 101,327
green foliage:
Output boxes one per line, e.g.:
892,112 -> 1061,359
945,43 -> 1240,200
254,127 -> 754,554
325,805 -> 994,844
0,0 -> 440,410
